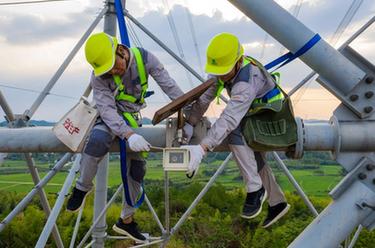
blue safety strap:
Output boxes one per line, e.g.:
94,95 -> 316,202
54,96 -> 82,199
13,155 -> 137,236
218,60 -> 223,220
260,87 -> 281,102
114,0 -> 130,47
144,91 -> 155,98
115,0 -> 145,208
119,139 -> 145,208
264,34 -> 321,71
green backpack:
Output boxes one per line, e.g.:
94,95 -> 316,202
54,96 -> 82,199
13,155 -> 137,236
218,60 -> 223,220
240,57 -> 298,151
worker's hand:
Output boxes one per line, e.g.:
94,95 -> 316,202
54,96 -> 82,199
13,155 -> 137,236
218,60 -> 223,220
182,123 -> 194,144
182,145 -> 206,179
127,134 -> 151,152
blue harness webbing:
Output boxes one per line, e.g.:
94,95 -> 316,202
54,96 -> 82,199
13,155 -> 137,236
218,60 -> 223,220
115,0 -> 145,208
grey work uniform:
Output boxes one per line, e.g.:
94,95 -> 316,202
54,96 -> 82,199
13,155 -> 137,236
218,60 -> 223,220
187,58 -> 286,206
76,47 -> 184,219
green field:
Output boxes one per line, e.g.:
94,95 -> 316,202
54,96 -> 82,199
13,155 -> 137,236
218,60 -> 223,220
0,158 -> 343,198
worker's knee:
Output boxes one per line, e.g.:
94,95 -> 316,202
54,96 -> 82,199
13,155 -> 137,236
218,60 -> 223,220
130,159 -> 146,183
84,129 -> 112,157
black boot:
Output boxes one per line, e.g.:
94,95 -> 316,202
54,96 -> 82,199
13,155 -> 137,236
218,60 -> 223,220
112,218 -> 147,243
241,186 -> 267,219
66,187 -> 89,212
262,202 -> 290,228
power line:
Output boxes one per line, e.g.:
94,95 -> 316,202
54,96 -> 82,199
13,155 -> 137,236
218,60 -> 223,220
0,0 -> 71,6
259,34 -> 269,61
162,0 -> 195,88
130,21 -> 143,48
181,2 -> 218,117
127,20 -> 143,48
0,83 -> 77,100
183,0 -> 204,77
329,0 -> 364,46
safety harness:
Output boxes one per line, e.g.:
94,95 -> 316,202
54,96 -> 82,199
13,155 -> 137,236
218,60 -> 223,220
215,56 -> 284,114
114,47 -> 152,208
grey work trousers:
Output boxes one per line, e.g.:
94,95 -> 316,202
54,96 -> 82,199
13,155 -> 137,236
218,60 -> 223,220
227,127 -> 286,206
76,119 -> 145,219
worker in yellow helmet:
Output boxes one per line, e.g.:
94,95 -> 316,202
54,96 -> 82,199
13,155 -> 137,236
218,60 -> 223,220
66,32 -> 185,243
182,33 -> 289,228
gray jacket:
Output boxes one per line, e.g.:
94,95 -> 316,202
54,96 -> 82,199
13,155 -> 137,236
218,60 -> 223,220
91,47 -> 184,140
187,60 -> 275,150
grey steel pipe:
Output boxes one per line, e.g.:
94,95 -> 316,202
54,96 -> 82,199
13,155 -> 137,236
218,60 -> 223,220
272,152 -> 319,217
302,121 -> 336,151
303,120 -> 375,152
35,155 -> 81,247
229,0 -> 365,95
92,154 -> 109,248
347,225 -> 363,248
77,184 -> 124,248
24,153 -> 65,248
164,171 -> 170,236
82,84 -> 92,98
0,126 -> 166,153
144,195 -> 166,233
69,198 -> 86,248
340,122 -> 375,152
0,153 -> 73,232
170,153 -> 233,236
0,90 -> 15,121
289,180 -> 375,248
2,121 -> 375,153
23,7 -> 107,119
288,16 -> 375,97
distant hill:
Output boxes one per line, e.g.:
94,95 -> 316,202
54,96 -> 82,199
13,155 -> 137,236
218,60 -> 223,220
0,118 -> 154,127
142,117 -> 152,125
0,120 -> 55,127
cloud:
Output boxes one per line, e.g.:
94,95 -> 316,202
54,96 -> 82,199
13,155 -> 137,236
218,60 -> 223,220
0,0 -> 374,122
0,6 -> 99,45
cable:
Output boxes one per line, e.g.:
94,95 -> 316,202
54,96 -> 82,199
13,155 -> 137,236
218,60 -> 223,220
181,2 -> 219,117
127,23 -> 140,47
183,0 -> 204,77
162,0 -> 195,88
259,34 -> 269,61
0,83 -> 78,100
0,0 -> 71,6
127,20 -> 143,48
329,0 -> 364,46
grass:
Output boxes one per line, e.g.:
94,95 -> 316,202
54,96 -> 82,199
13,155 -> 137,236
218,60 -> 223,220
0,158 -> 343,198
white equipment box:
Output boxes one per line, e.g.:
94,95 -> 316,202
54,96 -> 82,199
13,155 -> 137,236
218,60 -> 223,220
163,148 -> 190,171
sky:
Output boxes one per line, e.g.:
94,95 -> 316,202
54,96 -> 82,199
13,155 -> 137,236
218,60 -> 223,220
0,0 -> 374,122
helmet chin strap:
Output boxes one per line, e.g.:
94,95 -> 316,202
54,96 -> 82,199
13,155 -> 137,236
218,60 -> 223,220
227,57 -> 243,82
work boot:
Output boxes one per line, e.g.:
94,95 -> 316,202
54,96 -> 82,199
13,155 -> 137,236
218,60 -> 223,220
262,202 -> 290,228
112,218 -> 147,243
66,187 -> 89,212
241,186 -> 267,219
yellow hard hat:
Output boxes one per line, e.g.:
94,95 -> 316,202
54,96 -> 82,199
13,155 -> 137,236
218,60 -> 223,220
85,32 -> 118,76
205,32 -> 244,75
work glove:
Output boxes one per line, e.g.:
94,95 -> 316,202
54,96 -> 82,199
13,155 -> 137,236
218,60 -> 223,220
127,133 -> 151,152
182,123 -> 194,144
182,145 -> 206,179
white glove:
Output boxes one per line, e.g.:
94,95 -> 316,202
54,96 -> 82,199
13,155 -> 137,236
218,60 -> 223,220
182,123 -> 194,143
182,145 -> 206,179
127,134 -> 151,152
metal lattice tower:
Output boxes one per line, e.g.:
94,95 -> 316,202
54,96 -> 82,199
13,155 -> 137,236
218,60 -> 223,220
0,0 -> 374,247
